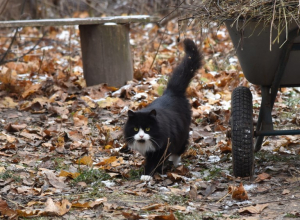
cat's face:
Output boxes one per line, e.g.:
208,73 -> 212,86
124,109 -> 159,156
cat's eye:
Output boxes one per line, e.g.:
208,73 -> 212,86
145,127 -> 150,131
134,127 -> 139,131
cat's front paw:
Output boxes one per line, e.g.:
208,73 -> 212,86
140,175 -> 153,182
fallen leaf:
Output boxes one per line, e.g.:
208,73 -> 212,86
4,123 -> 27,132
141,203 -> 164,211
151,211 -> 177,220
0,97 -> 18,108
95,156 -> 117,166
238,204 -> 268,214
59,170 -> 80,179
122,211 -> 142,220
0,198 -> 18,218
255,173 -> 271,183
41,198 -> 71,216
231,182 -> 249,200
76,155 -> 93,166
167,173 -> 184,182
174,165 -> 189,175
282,189 -> 290,195
72,197 -> 107,208
73,114 -> 88,127
80,96 -> 96,108
42,169 -> 67,189
22,83 -> 41,98
189,185 -> 198,200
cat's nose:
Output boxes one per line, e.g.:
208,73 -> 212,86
140,135 -> 144,138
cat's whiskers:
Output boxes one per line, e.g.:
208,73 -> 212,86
150,138 -> 160,149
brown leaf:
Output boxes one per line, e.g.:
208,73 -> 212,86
80,96 -> 96,108
282,189 -> 290,195
4,123 -> 27,132
76,155 -> 93,166
255,173 -> 271,183
238,204 -> 268,214
73,114 -> 88,127
59,170 -> 80,179
203,181 -> 218,198
174,165 -> 189,175
141,203 -> 164,211
95,156 -> 117,166
122,211 -> 142,220
152,211 -> 177,220
72,197 -> 107,208
41,198 -> 71,216
0,198 -> 18,218
189,185 -> 198,200
42,169 -> 67,189
0,67 -> 17,84
231,182 -> 249,200
22,83 -> 41,98
0,97 -> 18,108
167,173 -> 184,182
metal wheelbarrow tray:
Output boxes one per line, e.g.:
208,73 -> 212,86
225,20 -> 300,177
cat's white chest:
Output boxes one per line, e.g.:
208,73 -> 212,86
128,128 -> 155,156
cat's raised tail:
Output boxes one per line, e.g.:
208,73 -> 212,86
165,39 -> 202,95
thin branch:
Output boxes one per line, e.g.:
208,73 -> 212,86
149,28 -> 166,71
0,31 -> 47,65
0,28 -> 19,64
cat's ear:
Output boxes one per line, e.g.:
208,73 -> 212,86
128,110 -> 135,117
149,109 -> 156,117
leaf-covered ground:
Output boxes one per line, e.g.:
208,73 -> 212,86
1,19 -> 300,220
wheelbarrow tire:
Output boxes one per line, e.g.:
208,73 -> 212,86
231,86 -> 254,177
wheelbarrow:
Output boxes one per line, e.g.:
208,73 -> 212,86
225,20 -> 300,177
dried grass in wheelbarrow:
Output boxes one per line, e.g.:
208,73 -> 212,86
176,0 -> 300,41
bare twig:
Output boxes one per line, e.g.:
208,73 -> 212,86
150,138 -> 171,176
149,28 -> 166,71
0,31 -> 47,65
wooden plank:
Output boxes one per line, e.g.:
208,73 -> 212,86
0,15 -> 159,28
80,24 -> 133,87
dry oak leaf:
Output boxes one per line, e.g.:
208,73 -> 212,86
0,97 -> 18,108
150,211 -> 177,220
73,114 -> 88,127
59,170 -> 80,179
40,198 -> 71,216
0,67 -> 17,84
122,211 -> 142,220
0,198 -> 18,219
4,123 -> 27,132
238,204 -> 268,214
72,197 -> 107,208
41,169 -> 67,189
167,173 -> 184,182
141,203 -> 164,211
231,182 -> 249,200
80,96 -> 96,108
17,209 -> 40,218
95,156 -> 117,166
255,173 -> 271,183
76,155 -> 93,166
22,83 -> 41,98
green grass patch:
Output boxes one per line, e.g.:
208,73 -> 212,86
0,170 -> 22,182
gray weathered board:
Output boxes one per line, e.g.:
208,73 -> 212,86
0,15 -> 159,87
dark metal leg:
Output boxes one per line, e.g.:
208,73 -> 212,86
255,86 -> 273,152
254,28 -> 300,152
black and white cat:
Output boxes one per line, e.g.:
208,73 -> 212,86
124,39 -> 202,180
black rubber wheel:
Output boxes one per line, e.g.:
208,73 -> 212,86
231,86 -> 254,177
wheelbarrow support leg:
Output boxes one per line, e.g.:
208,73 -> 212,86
254,86 -> 273,152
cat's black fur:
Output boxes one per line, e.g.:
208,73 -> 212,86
124,39 -> 202,176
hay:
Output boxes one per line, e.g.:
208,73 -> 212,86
176,0 -> 300,33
